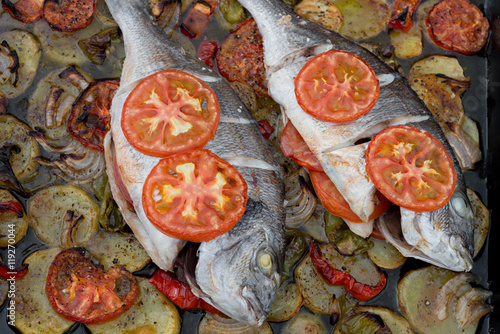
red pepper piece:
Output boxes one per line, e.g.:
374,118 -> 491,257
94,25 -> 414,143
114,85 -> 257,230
2,0 -> 43,23
149,269 -> 223,315
180,0 -> 220,39
197,40 -> 218,68
0,200 -> 23,218
388,0 -> 421,32
309,241 -> 386,302
0,261 -> 29,280
257,119 -> 275,140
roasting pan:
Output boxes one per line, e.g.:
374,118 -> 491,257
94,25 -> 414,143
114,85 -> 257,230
0,0 -> 498,333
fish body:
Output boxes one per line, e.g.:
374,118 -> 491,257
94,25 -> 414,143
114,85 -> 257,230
237,0 -> 474,271
103,0 -> 285,325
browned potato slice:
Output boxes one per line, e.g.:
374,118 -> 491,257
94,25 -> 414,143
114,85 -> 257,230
267,282 -> 303,322
366,237 -> 406,269
408,55 -> 466,81
15,247 -> 75,334
295,0 -> 343,33
282,311 -> 327,334
389,24 -> 422,59
331,0 -> 390,41
467,188 -> 489,258
0,189 -> 28,246
87,278 -> 181,334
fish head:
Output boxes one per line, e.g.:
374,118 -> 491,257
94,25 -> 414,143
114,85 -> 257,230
399,189 -> 475,272
193,199 -> 285,326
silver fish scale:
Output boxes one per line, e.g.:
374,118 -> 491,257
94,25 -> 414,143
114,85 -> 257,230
104,0 -> 286,325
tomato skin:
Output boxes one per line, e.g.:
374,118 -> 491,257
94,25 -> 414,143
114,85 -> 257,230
122,70 -> 220,157
149,269 -> 223,315
388,0 -> 420,32
0,200 -> 23,218
0,261 -> 28,280
426,0 -> 490,55
366,125 -> 457,212
197,40 -> 218,68
1,0 -> 43,23
68,80 -> 119,152
280,121 -> 324,172
257,119 -> 274,140
309,170 -> 391,223
310,241 -> 386,301
294,50 -> 380,123
46,248 -> 139,324
43,0 -> 96,32
143,149 -> 248,243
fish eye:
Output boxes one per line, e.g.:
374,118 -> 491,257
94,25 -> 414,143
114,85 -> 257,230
451,194 -> 469,217
256,250 -> 275,274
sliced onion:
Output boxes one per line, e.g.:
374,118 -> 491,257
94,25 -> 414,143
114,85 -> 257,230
435,273 -> 476,321
455,288 -> 493,329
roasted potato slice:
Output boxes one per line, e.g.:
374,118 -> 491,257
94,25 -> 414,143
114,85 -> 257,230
389,24 -> 422,59
0,189 -> 28,246
267,282 -> 303,322
333,305 -> 414,333
467,188 -> 489,258
408,55 -> 466,81
281,311 -> 327,334
295,0 -> 343,33
366,237 -> 406,269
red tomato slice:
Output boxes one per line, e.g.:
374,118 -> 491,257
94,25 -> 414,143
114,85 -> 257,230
426,0 -> 490,55
46,248 -> 139,324
68,80 -> 119,152
2,0 -> 43,23
309,170 -> 391,223
365,125 -> 457,212
294,50 -> 380,123
280,121 -> 323,172
43,0 -> 96,32
197,40 -> 218,68
388,0 -> 421,32
142,148 -> 248,242
122,70 -> 220,157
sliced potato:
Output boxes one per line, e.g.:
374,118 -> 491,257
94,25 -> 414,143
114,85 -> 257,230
15,247 -> 76,334
366,237 -> 406,269
331,0 -> 390,41
282,311 -> 327,334
408,55 -> 466,81
0,29 -> 41,99
294,253 -> 350,315
27,66 -> 91,143
467,188 -> 489,258
86,278 -> 181,334
333,306 -> 414,333
295,0 -> 343,33
0,189 -> 28,246
462,115 -> 480,145
398,266 -> 489,334
389,24 -> 422,59
267,282 -> 303,322
28,184 -> 100,247
0,114 -> 40,182
409,73 -> 468,126
81,229 -> 151,272
415,0 -> 440,43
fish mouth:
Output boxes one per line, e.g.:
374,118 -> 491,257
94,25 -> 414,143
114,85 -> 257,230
241,285 -> 267,326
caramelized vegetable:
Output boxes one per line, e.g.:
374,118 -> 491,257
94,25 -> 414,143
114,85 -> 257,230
1,0 -> 43,23
43,0 -> 97,32
0,189 -> 28,247
388,0 -> 420,32
181,0 -> 219,39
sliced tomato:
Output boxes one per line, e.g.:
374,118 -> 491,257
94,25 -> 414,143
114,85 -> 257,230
0,261 -> 28,280
46,248 -> 139,324
310,241 -> 386,302
388,0 -> 420,32
295,50 -> 380,123
365,125 -> 457,212
43,0 -> 96,32
68,80 -> 119,152
1,0 -> 43,23
142,149 -> 247,242
149,269 -> 223,315
280,121 -> 323,172
426,0 -> 490,55
309,170 -> 391,223
216,18 -> 269,97
122,70 -> 220,157
180,0 -> 219,39
0,200 -> 23,217
197,40 -> 218,68
257,119 -> 274,140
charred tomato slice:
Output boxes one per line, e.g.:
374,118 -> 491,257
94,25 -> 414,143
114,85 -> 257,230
142,149 -> 247,242
280,121 -> 323,172
388,0 -> 420,32
365,125 -> 457,212
1,0 -> 43,23
122,70 -> 220,157
295,50 -> 379,123
46,248 -> 139,324
426,0 -> 490,55
68,80 -> 119,152
43,0 -> 96,32
309,170 -> 390,223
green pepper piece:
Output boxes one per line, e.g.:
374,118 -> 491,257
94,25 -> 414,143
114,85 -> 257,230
281,229 -> 309,284
219,0 -> 246,25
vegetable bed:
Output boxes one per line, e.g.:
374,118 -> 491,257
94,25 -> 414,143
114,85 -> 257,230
0,0 -> 498,333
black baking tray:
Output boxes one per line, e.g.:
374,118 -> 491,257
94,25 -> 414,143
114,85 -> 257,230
0,0 -> 499,333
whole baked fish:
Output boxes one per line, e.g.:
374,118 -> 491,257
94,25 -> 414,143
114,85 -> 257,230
237,0 -> 474,271
103,0 -> 285,325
